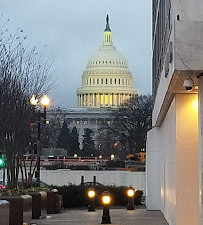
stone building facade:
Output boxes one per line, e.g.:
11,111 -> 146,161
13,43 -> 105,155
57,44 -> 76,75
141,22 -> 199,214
146,1 -> 203,224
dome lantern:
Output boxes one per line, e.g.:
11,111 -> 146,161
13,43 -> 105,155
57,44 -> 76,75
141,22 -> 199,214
103,14 -> 113,47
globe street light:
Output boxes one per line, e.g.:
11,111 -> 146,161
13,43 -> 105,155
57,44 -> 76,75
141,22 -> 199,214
30,94 -> 50,187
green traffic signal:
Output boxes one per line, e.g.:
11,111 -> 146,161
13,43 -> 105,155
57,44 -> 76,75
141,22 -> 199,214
0,158 -> 4,166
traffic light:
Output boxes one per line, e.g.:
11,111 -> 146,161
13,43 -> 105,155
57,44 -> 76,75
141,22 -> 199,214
30,122 -> 38,142
33,143 -> 38,155
0,152 -> 5,168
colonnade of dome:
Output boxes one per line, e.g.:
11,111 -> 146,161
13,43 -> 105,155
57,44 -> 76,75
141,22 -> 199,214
77,15 -> 137,108
78,93 -> 137,108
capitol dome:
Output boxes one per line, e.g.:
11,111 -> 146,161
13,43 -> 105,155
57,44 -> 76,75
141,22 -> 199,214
77,15 -> 138,108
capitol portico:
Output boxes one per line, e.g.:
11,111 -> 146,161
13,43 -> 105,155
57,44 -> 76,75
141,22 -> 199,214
77,15 -> 137,108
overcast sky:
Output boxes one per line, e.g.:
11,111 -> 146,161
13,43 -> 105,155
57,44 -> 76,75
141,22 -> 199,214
0,0 -> 152,108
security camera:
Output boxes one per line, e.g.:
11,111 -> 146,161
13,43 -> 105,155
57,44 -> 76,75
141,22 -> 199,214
183,78 -> 194,91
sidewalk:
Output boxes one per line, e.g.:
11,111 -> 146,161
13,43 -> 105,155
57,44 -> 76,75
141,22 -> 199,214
31,208 -> 169,225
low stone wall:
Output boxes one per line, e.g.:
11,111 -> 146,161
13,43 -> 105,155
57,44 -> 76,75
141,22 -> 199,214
41,170 -> 146,192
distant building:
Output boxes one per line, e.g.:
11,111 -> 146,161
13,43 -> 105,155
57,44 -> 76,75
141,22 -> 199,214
146,1 -> 203,224
50,107 -> 113,148
77,15 -> 137,108
52,16 -> 137,152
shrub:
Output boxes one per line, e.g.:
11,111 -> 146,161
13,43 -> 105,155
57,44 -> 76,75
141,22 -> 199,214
54,184 -> 143,208
0,187 -> 50,196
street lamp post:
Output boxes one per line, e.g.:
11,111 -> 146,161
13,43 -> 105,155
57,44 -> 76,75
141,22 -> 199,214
101,191 -> 111,224
87,188 -> 96,211
126,186 -> 135,210
30,95 -> 50,187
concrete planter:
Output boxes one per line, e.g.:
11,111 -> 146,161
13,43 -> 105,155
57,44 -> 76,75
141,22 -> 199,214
0,200 -> 9,225
29,192 -> 41,219
21,194 -> 32,225
0,195 -> 32,225
47,189 -> 63,214
0,196 -> 23,225
29,191 -> 47,219
39,191 -> 47,218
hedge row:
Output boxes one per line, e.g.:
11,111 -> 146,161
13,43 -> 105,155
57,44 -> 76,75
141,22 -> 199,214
54,184 -> 143,208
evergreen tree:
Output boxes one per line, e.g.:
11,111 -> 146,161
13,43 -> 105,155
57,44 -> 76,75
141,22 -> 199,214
82,128 -> 96,156
70,127 -> 80,155
57,121 -> 71,153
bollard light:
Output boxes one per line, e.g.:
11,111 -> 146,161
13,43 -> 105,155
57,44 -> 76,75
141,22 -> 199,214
87,188 -> 96,211
101,191 -> 111,224
102,195 -> 111,205
88,189 -> 96,198
126,187 -> 135,210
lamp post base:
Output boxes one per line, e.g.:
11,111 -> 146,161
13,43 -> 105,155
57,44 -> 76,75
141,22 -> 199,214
101,206 -> 111,224
88,205 -> 95,211
127,204 -> 134,210
101,216 -> 111,224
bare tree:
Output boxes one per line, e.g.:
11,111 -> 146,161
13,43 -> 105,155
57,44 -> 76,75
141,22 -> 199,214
98,95 -> 152,155
40,107 -> 65,149
0,17 -> 54,188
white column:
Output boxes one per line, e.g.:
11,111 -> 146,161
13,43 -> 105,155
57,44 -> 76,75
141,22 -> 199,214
121,94 -> 123,104
99,94 -> 101,107
108,94 -> 110,106
115,94 -> 118,107
80,94 -> 82,107
93,93 -> 95,107
88,94 -> 90,107
81,94 -> 84,107
103,94 -> 105,107
118,94 -> 120,106
97,94 -> 99,107
84,94 -> 87,107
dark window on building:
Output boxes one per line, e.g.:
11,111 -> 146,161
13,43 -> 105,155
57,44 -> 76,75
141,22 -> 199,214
152,0 -> 172,98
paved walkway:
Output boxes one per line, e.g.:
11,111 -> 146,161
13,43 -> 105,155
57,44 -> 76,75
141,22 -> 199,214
31,208 -> 169,225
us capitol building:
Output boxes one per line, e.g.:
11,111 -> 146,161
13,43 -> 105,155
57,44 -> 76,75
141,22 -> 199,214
53,16 -> 138,148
